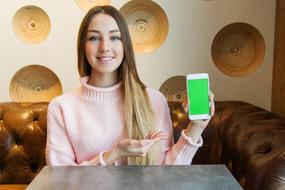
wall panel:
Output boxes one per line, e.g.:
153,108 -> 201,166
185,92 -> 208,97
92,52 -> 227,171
0,0 -> 276,111
272,0 -> 285,117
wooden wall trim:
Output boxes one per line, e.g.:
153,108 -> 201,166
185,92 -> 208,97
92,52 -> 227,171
272,0 -> 285,118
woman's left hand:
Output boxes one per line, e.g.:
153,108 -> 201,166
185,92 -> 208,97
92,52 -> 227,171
183,91 -> 215,128
182,91 -> 215,142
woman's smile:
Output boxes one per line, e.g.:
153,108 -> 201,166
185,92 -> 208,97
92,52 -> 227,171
96,55 -> 114,63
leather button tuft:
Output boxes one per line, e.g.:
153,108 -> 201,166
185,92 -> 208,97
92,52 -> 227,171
33,116 -> 38,122
14,135 -> 21,145
30,163 -> 39,173
0,163 -> 5,171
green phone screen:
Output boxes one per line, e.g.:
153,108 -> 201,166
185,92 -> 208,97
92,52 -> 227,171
187,79 -> 209,115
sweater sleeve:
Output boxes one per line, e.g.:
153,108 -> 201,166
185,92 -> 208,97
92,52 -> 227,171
45,102 -> 105,166
159,99 -> 203,165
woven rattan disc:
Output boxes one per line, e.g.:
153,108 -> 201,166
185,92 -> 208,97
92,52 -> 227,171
9,65 -> 62,102
75,0 -> 110,12
159,76 -> 186,103
12,5 -> 51,44
120,0 -> 169,53
211,22 -> 265,77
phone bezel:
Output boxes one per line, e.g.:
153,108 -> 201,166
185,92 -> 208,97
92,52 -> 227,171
186,73 -> 210,120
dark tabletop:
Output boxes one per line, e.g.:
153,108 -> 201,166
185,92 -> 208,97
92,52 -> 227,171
26,165 -> 243,190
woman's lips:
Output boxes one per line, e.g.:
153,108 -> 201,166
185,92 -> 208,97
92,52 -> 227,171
101,57 -> 112,60
97,56 -> 114,63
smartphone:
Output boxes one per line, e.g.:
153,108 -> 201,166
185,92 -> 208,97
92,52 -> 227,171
186,73 -> 210,120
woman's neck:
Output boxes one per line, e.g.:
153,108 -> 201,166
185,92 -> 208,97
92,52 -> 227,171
88,70 -> 120,88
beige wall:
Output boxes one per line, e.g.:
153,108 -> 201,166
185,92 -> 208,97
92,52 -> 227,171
0,0 -> 276,110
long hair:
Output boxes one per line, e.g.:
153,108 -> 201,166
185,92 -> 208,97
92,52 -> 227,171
77,6 -> 160,165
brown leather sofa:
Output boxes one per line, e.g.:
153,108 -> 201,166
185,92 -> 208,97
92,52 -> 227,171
169,101 -> 285,190
0,101 -> 285,190
0,102 -> 47,190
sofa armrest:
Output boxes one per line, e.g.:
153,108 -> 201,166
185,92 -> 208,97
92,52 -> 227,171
169,100 -> 285,190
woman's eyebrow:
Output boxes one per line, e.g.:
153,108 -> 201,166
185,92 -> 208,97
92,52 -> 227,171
87,29 -> 100,34
87,29 -> 120,34
110,29 -> 120,33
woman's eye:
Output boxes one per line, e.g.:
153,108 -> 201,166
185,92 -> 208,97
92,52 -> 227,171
88,36 -> 100,41
110,36 -> 121,41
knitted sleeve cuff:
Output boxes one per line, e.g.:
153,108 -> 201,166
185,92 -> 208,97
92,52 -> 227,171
181,129 -> 203,147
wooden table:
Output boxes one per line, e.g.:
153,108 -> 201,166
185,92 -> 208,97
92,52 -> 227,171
26,165 -> 243,190
0,185 -> 27,190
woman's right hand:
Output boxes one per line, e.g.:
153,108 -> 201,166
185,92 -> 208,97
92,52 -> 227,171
115,131 -> 167,157
103,131 -> 166,165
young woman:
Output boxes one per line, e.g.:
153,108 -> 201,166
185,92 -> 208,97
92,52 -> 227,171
46,5 -> 215,166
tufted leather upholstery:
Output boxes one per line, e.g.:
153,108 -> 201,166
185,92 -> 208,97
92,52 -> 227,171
0,101 -> 284,190
170,101 -> 285,190
0,102 -> 47,185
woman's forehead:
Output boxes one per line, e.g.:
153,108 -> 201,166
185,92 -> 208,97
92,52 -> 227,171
88,13 -> 120,32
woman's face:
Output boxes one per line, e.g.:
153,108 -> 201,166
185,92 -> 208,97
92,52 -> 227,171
85,13 -> 124,76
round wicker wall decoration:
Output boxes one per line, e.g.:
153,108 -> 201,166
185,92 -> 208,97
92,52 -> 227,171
12,5 -> 51,44
120,0 -> 169,53
211,22 -> 265,77
159,76 -> 186,103
9,65 -> 62,102
75,0 -> 110,12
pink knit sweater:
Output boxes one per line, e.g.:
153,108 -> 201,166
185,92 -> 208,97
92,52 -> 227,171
46,77 -> 203,166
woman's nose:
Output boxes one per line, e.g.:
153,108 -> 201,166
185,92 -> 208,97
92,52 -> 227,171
99,38 -> 110,52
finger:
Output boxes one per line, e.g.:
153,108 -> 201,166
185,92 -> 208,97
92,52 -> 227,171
209,91 -> 215,117
129,139 -> 151,148
146,131 -> 162,140
153,136 -> 168,144
182,100 -> 188,113
150,131 -> 163,137
210,101 -> 215,116
154,134 -> 168,139
128,147 -> 145,154
209,91 -> 214,101
145,130 -> 158,139
129,141 -> 153,155
127,144 -> 151,155
148,131 -> 165,139
145,131 -> 153,139
140,139 -> 152,146
150,131 -> 157,139
138,153 -> 147,157
151,136 -> 168,145
151,132 -> 168,140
